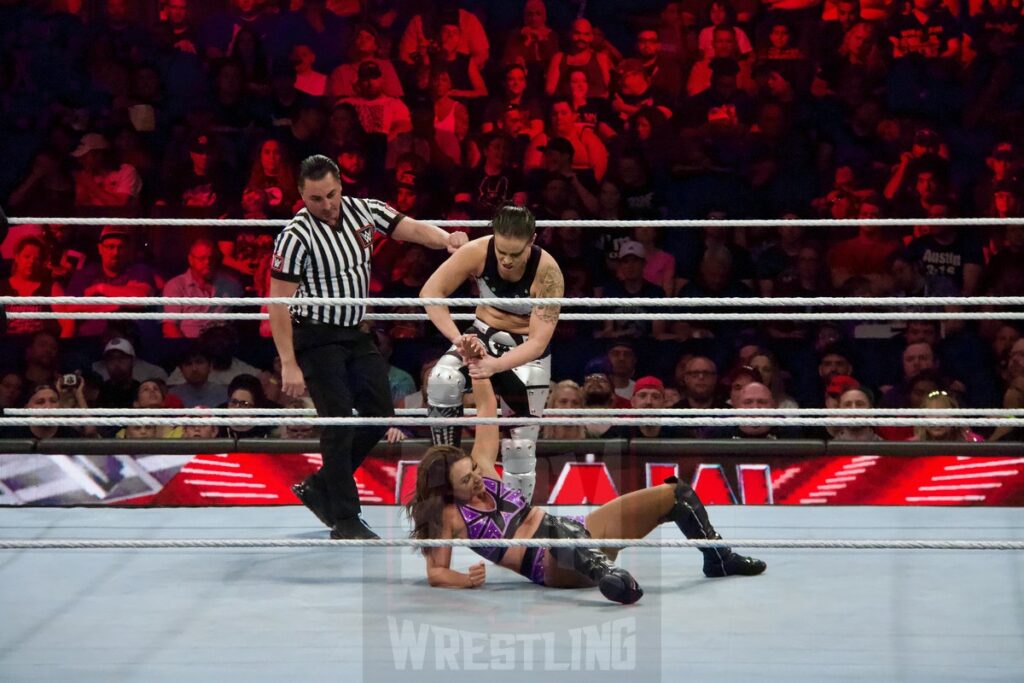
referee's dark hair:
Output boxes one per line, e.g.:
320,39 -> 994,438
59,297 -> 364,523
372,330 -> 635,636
491,204 -> 536,241
298,155 -> 341,189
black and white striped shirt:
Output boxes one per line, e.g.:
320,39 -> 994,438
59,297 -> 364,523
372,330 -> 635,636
271,198 -> 404,326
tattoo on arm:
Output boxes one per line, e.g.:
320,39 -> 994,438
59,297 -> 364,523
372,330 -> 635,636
533,265 -> 564,324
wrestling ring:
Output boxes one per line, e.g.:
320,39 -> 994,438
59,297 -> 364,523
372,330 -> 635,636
1,215 -> 1022,682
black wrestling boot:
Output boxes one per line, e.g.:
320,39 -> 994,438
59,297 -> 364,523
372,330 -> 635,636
330,516 -> 380,540
563,551 -> 643,605
598,568 -> 645,605
661,477 -> 767,578
291,475 -> 333,528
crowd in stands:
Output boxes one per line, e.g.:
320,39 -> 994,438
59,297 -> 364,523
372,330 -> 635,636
0,0 -> 1022,442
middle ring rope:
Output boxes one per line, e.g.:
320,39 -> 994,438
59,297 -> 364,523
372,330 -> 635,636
2,295 -> 1023,307
0,416 -> 1020,427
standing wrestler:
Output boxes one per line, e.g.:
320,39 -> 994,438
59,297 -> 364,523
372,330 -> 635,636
420,205 -> 562,501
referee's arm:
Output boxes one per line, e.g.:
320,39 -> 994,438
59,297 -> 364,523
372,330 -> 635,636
268,277 -> 306,398
391,216 -> 468,253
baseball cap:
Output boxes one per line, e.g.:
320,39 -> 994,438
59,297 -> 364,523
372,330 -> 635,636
584,356 -> 612,378
634,376 -> 665,394
617,239 -> 646,260
100,225 -> 131,242
104,337 -> 136,358
826,374 -> 860,398
538,136 -> 574,156
72,133 -> 109,158
357,60 -> 382,81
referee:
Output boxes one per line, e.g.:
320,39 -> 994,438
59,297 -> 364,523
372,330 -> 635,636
269,155 -> 467,539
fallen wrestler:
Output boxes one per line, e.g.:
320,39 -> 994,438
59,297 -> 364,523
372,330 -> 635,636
406,339 -> 766,604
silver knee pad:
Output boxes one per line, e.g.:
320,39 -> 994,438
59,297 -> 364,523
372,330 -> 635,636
510,358 -> 551,417
426,354 -> 466,408
427,354 -> 467,446
501,437 -> 537,502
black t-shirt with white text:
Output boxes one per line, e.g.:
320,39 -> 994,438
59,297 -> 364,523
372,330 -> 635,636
905,232 -> 984,291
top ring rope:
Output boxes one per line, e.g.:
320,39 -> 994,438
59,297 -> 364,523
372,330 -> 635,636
2,296 -> 1023,308
7,216 -> 1024,228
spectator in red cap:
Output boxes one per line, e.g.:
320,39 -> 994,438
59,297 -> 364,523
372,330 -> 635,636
629,376 -> 684,438
812,373 -> 861,440
826,374 -> 861,409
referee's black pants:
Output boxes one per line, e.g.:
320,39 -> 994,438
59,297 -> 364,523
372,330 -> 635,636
293,321 -> 393,522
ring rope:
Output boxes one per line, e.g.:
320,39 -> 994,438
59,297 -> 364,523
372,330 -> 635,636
1,416 -> 1019,427
8,311 -> 1024,322
11,408 -> 1018,417
8,216 -> 1023,228
4,295 -> 1023,307
9,311 -> 1024,322
0,538 -> 1020,550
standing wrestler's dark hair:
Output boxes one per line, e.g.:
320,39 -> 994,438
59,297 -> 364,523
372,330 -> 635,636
491,204 -> 536,241
298,155 -> 341,188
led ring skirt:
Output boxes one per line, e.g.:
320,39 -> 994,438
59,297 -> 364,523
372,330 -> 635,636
1,216 -> 1023,682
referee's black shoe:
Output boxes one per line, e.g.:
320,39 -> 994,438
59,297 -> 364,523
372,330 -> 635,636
292,476 -> 333,528
330,516 -> 380,540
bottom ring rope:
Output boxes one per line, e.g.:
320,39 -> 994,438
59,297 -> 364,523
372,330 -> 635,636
0,539 -> 1021,550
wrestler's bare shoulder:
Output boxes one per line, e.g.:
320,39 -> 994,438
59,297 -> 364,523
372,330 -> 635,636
536,248 -> 561,272
531,251 -> 564,298
465,236 -> 492,252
